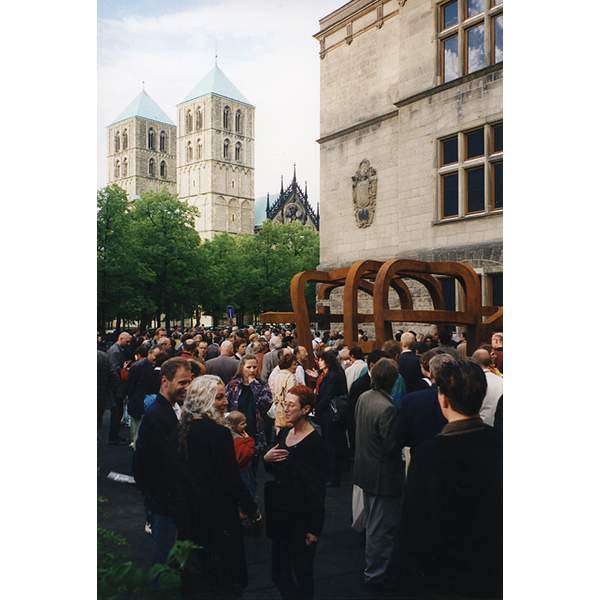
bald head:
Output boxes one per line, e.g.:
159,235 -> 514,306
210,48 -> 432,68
220,340 -> 234,356
400,332 -> 416,350
472,348 -> 492,369
117,332 -> 132,347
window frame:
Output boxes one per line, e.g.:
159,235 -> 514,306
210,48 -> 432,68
148,158 -> 155,178
436,0 -> 503,83
148,127 -> 155,150
223,106 -> 231,131
159,130 -> 166,153
122,157 -> 128,177
223,138 -> 230,160
160,160 -> 167,179
122,129 -> 128,150
437,120 -> 503,221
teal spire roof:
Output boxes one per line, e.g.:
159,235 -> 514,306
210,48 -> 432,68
182,64 -> 252,105
110,90 -> 175,126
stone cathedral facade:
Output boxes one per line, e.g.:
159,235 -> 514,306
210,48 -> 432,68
106,64 -> 255,240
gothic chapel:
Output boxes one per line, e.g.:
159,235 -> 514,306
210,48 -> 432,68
107,63 -> 255,240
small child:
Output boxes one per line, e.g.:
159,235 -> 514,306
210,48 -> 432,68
225,411 -> 256,498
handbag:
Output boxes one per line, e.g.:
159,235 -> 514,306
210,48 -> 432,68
329,394 -> 350,423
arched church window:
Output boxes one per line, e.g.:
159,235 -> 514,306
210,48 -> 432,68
148,128 -> 155,150
186,110 -> 193,133
122,157 -> 128,177
187,142 -> 193,162
114,159 -> 120,178
223,106 -> 231,130
235,110 -> 242,133
223,139 -> 230,160
122,129 -> 128,150
159,130 -> 166,152
197,140 -> 202,160
149,158 -> 155,177
196,108 -> 202,130
115,131 -> 120,152
160,160 -> 167,178
235,142 -> 242,162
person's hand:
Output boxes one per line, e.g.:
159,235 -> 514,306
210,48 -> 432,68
263,446 -> 289,463
306,369 -> 318,378
305,532 -> 318,545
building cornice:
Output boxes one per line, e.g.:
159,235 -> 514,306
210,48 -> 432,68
317,109 -> 398,145
394,63 -> 503,109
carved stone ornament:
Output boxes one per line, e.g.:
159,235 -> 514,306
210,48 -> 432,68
352,159 -> 377,228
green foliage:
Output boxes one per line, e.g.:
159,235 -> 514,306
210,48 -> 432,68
96,185 -> 320,327
98,515 -> 198,599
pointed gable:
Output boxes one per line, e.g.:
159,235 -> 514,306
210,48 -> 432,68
110,90 -> 175,126
181,64 -> 252,106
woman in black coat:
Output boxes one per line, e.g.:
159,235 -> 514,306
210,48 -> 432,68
264,384 -> 327,600
314,350 -> 348,487
176,374 -> 261,599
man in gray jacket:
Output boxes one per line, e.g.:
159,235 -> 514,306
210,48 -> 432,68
205,340 -> 239,385
353,357 -> 403,588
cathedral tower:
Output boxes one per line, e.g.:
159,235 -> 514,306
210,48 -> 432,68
107,88 -> 176,198
177,63 -> 255,240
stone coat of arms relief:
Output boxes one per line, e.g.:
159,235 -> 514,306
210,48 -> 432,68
352,159 -> 377,228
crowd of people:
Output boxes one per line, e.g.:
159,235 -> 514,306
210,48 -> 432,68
97,323 -> 503,599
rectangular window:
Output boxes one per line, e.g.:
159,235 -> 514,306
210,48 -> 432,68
467,0 -> 485,18
493,15 -> 503,63
466,23 -> 486,73
442,172 -> 459,217
442,1 -> 458,30
437,1 -> 501,81
442,135 -> 458,165
466,128 -> 484,158
492,123 -> 503,152
441,277 -> 456,311
492,162 -> 503,208
490,273 -> 503,307
438,121 -> 503,220
443,35 -> 460,82
466,166 -> 485,213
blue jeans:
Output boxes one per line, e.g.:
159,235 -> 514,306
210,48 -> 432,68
150,513 -> 177,565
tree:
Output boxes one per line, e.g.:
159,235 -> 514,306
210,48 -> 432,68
129,189 -> 204,329
97,185 -> 137,331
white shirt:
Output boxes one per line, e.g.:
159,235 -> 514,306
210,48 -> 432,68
173,402 -> 182,421
480,370 -> 503,426
345,359 -> 368,391
295,364 -> 306,386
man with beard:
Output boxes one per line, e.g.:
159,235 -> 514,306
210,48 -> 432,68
133,357 -> 192,565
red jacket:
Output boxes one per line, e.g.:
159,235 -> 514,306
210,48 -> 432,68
233,435 -> 255,469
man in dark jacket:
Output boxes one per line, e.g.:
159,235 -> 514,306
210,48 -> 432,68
107,331 -> 132,444
133,357 -> 192,565
399,360 -> 501,599
126,346 -> 161,448
205,340 -> 239,385
397,351 -> 456,459
353,358 -> 403,588
397,332 -> 423,393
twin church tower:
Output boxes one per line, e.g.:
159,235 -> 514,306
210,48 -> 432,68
106,64 -> 255,240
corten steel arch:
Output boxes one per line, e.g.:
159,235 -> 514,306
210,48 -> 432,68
373,259 -> 482,352
260,259 -> 494,364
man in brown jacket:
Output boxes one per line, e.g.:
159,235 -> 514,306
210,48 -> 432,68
353,357 -> 403,588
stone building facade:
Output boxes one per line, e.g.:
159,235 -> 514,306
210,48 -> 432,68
314,0 -> 503,332
106,65 -> 255,240
107,90 -> 177,197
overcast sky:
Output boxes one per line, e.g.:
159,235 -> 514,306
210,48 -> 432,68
98,0 -> 343,207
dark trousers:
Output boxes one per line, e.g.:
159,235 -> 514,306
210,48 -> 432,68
321,420 -> 347,484
271,518 -> 317,600
109,396 -> 124,440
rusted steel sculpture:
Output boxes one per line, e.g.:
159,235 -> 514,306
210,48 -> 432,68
260,259 -> 502,367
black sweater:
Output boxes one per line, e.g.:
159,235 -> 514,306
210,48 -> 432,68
399,420 -> 502,598
264,428 -> 328,536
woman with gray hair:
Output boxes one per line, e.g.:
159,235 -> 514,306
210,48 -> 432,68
176,375 -> 261,598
